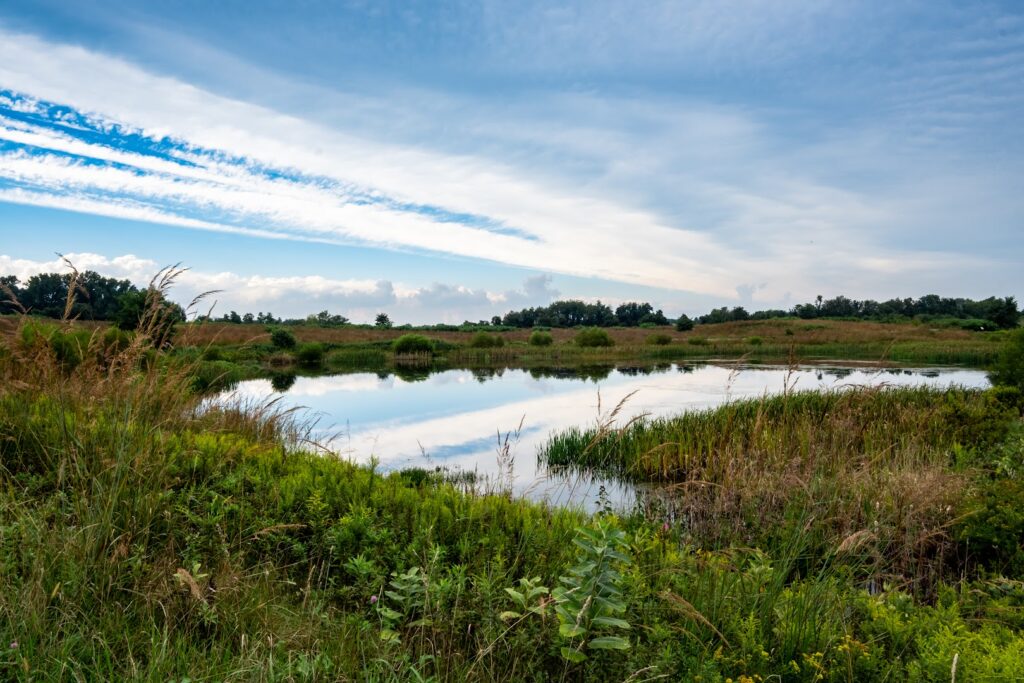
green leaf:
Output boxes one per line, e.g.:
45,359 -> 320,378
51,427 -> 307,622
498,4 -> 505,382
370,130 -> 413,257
560,647 -> 588,663
591,616 -> 631,630
504,588 -> 526,608
559,623 -> 587,639
587,636 -> 630,650
499,611 -> 522,622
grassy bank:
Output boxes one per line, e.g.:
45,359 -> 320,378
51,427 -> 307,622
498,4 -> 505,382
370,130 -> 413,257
168,318 -> 1005,381
2,315 -> 1024,680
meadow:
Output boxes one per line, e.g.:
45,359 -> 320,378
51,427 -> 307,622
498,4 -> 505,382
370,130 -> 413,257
1,297 -> 1023,681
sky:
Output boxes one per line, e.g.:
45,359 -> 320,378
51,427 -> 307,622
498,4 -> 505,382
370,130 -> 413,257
0,1 -> 1021,323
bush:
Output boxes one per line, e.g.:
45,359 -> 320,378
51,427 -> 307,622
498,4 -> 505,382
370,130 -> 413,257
675,315 -> 694,332
989,328 -> 1024,390
646,333 -> 672,346
296,343 -> 325,365
688,336 -> 710,346
575,328 -> 613,348
392,334 -> 434,355
528,330 -> 554,346
748,336 -> 764,346
468,332 -> 505,348
270,327 -> 297,350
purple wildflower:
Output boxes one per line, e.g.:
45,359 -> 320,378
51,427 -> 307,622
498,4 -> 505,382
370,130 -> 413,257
8,641 -> 17,650
369,595 -> 379,604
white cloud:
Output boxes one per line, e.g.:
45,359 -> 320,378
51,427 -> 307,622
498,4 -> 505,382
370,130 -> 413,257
0,252 -> 561,323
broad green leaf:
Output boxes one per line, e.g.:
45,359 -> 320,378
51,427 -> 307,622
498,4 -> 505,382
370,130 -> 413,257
560,647 -> 588,663
559,623 -> 586,638
587,636 -> 630,650
591,616 -> 631,629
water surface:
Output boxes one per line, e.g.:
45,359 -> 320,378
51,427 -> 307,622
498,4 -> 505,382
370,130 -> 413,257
226,363 -> 988,510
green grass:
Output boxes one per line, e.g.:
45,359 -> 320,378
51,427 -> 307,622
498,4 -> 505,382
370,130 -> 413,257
2,313 -> 1024,681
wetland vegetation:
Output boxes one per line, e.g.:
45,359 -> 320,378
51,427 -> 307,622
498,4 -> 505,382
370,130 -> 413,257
1,272 -> 1023,681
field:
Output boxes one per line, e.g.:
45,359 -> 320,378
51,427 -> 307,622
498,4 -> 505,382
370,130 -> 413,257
1,302 -> 1023,680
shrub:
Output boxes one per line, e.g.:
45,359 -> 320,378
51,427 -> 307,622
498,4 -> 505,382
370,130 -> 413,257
392,334 -> 434,355
468,332 -> 505,348
529,330 -> 554,347
688,336 -> 710,346
989,328 -> 1024,391
646,333 -> 672,346
296,343 -> 325,365
675,315 -> 694,332
575,328 -> 613,348
748,336 -> 764,346
270,327 -> 297,350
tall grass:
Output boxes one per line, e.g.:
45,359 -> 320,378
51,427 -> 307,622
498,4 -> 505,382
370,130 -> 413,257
1,270 -> 1022,680
541,386 -> 1017,591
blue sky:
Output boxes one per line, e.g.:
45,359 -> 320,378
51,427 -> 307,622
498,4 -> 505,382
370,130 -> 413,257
0,1 -> 1021,323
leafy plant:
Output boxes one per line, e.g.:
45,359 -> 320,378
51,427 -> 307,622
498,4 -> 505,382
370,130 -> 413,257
552,521 -> 632,662
528,330 -> 554,346
468,332 -> 505,348
295,342 -> 325,365
575,328 -> 614,348
500,577 -> 550,621
392,334 -> 434,354
270,327 -> 297,349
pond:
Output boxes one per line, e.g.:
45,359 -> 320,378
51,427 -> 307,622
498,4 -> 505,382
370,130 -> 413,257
225,363 -> 989,511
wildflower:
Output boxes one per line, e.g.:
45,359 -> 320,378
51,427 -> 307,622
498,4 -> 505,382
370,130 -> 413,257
8,640 -> 17,649
662,521 -> 670,532
369,595 -> 378,604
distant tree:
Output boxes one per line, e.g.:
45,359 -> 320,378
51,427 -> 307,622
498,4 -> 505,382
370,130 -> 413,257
491,315 -> 503,326
675,314 -> 694,332
375,313 -> 393,329
242,312 -> 255,324
615,302 -> 656,327
114,289 -> 185,348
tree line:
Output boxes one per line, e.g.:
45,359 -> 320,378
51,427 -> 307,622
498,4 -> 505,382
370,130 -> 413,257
3,269 -> 1018,331
691,294 -> 1019,330
0,270 -> 184,331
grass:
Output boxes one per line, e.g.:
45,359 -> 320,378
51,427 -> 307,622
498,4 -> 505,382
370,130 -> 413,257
1,293 -> 1024,680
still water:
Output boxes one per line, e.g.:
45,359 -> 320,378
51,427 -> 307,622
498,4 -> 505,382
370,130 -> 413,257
226,363 -> 988,510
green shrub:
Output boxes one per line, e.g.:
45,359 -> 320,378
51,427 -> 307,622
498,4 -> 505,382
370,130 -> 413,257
296,343 -> 325,365
957,478 -> 1024,575
688,336 -> 710,346
989,328 -> 1024,391
392,334 -> 434,354
528,330 -> 554,346
645,333 -> 672,346
202,345 -> 223,361
675,315 -> 694,332
270,327 -> 297,349
748,336 -> 764,346
575,328 -> 613,348
468,332 -> 505,348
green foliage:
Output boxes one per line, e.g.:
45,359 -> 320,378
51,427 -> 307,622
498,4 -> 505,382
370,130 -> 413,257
747,336 -> 764,346
295,342 -> 325,365
528,330 -> 554,346
688,336 -> 710,346
392,334 -> 434,354
645,333 -> 672,346
674,314 -> 694,332
467,331 -> 505,348
989,328 -> 1024,391
270,327 -> 297,349
375,312 -> 393,329
575,328 -> 614,348
552,520 -> 632,662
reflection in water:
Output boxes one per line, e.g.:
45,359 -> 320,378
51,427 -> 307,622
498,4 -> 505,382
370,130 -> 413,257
226,363 -> 989,511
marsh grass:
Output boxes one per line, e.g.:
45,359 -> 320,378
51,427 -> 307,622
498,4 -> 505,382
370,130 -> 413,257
541,385 -> 1016,592
1,270 -> 1022,680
